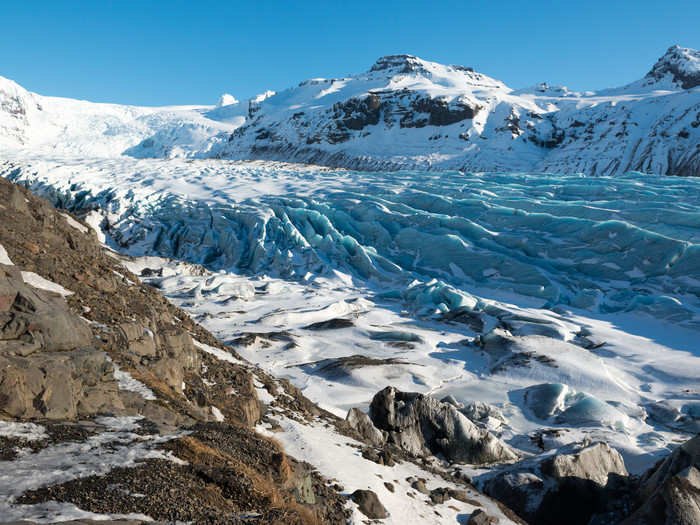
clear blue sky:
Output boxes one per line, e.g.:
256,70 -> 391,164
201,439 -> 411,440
2,1 -> 698,106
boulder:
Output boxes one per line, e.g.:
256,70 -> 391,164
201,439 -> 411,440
351,489 -> 388,519
483,441 -> 629,525
0,266 -> 93,355
0,348 -> 122,419
369,386 -> 517,464
346,407 -> 386,446
468,509 -> 494,525
623,434 -> 700,524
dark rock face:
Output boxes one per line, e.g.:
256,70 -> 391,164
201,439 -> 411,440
623,434 -> 700,524
645,45 -> 700,89
351,489 -> 388,519
483,441 -> 630,525
303,317 -> 354,330
410,96 -> 480,127
368,386 -> 517,464
370,54 -> 425,74
332,94 -> 382,132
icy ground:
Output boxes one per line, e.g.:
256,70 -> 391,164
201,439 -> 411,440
2,156 -> 699,478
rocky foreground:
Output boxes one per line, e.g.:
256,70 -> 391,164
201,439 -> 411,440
0,177 -> 699,524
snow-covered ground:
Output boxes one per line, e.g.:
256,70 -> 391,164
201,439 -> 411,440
3,155 -> 698,480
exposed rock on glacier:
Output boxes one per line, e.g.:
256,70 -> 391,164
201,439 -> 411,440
623,434 -> 700,525
368,386 -> 517,464
346,407 -> 386,447
482,441 -> 629,525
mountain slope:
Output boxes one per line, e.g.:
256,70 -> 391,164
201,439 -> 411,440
211,47 -> 700,176
0,75 -> 241,158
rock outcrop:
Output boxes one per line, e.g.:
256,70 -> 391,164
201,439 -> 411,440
482,441 -> 630,525
346,407 -> 386,447
623,434 -> 700,525
368,386 -> 517,464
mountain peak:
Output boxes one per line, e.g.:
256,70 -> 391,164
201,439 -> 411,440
645,45 -> 700,89
370,54 -> 426,74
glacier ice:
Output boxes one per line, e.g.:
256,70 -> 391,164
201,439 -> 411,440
3,158 -> 699,327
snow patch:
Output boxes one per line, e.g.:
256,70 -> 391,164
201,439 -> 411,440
111,361 -> 157,401
0,421 -> 48,441
21,271 -> 73,296
60,212 -> 88,234
0,243 -> 13,265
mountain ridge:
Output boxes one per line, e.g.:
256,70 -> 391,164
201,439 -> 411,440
1,45 -> 698,176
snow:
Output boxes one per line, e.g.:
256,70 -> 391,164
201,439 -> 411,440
216,93 -> 239,107
257,414 -> 519,524
111,360 -> 157,400
84,210 -> 106,243
0,243 -> 13,265
0,416 -> 180,522
21,271 -> 73,296
0,421 -> 48,441
193,339 -> 245,365
60,212 -> 88,233
211,406 -> 225,422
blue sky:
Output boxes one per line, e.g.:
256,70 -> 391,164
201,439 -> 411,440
2,1 -> 698,106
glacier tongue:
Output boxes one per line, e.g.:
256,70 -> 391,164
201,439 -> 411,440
4,156 -> 699,326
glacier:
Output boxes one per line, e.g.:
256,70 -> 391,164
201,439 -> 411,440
4,157 -> 699,326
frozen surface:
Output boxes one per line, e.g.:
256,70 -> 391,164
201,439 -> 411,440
0,421 -> 48,441
60,212 -> 88,233
111,360 -> 157,401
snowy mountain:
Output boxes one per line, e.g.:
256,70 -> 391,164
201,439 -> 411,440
0,74 -> 241,158
1,45 -> 698,176
212,46 -> 700,176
